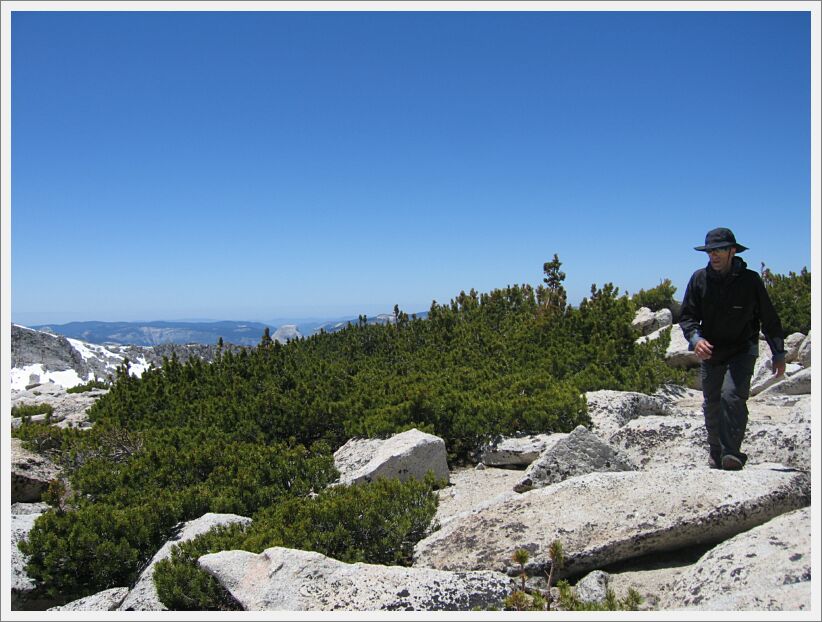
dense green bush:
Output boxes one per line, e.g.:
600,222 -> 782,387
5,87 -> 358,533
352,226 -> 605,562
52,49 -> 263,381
153,476 -> 440,610
11,402 -> 54,418
19,495 -> 183,600
631,278 -> 677,313
557,580 -> 644,611
21,259 -> 686,605
20,438 -> 338,604
761,264 -> 811,335
152,522 -> 248,611
241,475 -> 441,566
67,379 -> 110,394
11,420 -> 70,454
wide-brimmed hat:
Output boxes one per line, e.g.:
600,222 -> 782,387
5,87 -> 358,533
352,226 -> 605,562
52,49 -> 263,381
694,227 -> 748,253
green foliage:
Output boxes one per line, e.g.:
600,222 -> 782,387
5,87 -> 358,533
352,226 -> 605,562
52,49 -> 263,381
544,539 -> 565,610
557,580 -> 644,611
548,539 -> 564,564
538,254 -> 567,316
631,278 -> 677,312
42,480 -> 69,513
11,402 -> 54,418
761,264 -> 811,335
20,436 -> 338,605
242,475 -> 440,566
67,379 -> 110,394
498,566 -> 645,613
153,477 -> 439,610
80,269 -> 679,466
11,420 -> 69,454
19,497 -> 182,600
504,583 -> 643,612
503,590 -> 535,611
21,258 -> 684,605
512,548 -> 529,591
153,523 -> 248,611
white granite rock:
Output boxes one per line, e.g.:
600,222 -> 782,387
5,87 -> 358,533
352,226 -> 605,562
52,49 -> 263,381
48,587 -> 129,611
585,390 -> 671,442
11,512 -> 41,596
783,332 -> 806,363
11,438 -> 61,503
636,326 -> 698,368
413,466 -> 809,580
10,382 -> 105,430
333,428 -> 450,486
199,546 -> 512,611
750,337 -> 804,396
631,307 -> 673,336
795,331 -> 811,367
786,395 -> 812,425
608,416 -> 810,472
513,426 -> 634,492
661,507 -> 811,610
435,467 -> 520,527
757,367 -> 812,397
574,569 -> 610,604
480,433 -> 560,467
631,307 -> 655,335
11,502 -> 51,515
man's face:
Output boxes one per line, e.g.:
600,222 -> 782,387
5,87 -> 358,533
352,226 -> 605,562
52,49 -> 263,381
707,246 -> 736,273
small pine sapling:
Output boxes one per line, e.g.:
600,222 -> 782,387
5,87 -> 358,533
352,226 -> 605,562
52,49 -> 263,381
545,539 -> 564,610
512,548 -> 529,591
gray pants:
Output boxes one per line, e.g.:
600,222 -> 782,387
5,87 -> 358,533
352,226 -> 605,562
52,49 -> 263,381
700,352 -> 757,464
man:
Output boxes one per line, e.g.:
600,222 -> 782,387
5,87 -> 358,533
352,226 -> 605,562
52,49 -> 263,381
679,227 -> 786,471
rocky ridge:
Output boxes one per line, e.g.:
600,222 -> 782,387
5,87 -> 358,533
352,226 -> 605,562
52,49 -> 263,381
8,310 -> 816,612
10,324 -> 247,391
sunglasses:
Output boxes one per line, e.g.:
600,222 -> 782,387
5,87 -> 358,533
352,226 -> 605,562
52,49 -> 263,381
705,247 -> 732,255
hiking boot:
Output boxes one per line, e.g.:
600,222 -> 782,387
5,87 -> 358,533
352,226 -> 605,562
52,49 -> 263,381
708,452 -> 721,469
721,454 -> 744,471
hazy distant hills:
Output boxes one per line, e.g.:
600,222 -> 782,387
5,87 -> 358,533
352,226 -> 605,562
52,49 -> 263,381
30,320 -> 275,347
28,313 -> 429,347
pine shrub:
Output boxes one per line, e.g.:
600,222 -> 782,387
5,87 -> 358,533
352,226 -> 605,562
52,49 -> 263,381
153,476 -> 440,610
761,264 -> 811,335
631,278 -> 677,313
11,402 -> 54,418
21,259 -> 688,604
67,379 -> 110,394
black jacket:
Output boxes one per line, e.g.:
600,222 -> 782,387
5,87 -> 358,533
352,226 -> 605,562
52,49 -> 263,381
679,257 -> 785,364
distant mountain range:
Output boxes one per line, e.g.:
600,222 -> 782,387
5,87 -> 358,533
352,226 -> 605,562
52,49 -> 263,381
10,311 -> 431,390
29,320 -> 275,347
28,313 -> 429,347
10,324 -> 233,391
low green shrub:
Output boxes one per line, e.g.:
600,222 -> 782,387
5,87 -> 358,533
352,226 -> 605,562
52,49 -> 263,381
153,476 -> 440,610
557,580 -> 644,611
11,402 -> 54,419
11,420 -> 66,454
20,437 -> 339,605
502,581 -> 644,611
631,278 -> 677,313
19,495 -> 184,600
67,379 -> 110,394
761,264 -> 811,335
153,523 -> 248,611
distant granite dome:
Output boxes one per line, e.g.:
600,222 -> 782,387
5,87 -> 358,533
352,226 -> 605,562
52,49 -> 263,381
273,324 -> 302,343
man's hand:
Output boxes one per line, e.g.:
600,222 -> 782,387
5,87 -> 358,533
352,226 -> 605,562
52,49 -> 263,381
694,338 -> 714,361
773,359 -> 786,378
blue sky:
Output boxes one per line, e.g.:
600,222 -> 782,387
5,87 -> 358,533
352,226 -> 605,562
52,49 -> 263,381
7,7 -> 814,325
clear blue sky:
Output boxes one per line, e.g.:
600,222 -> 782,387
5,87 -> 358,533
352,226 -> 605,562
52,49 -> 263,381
8,8 -> 813,325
